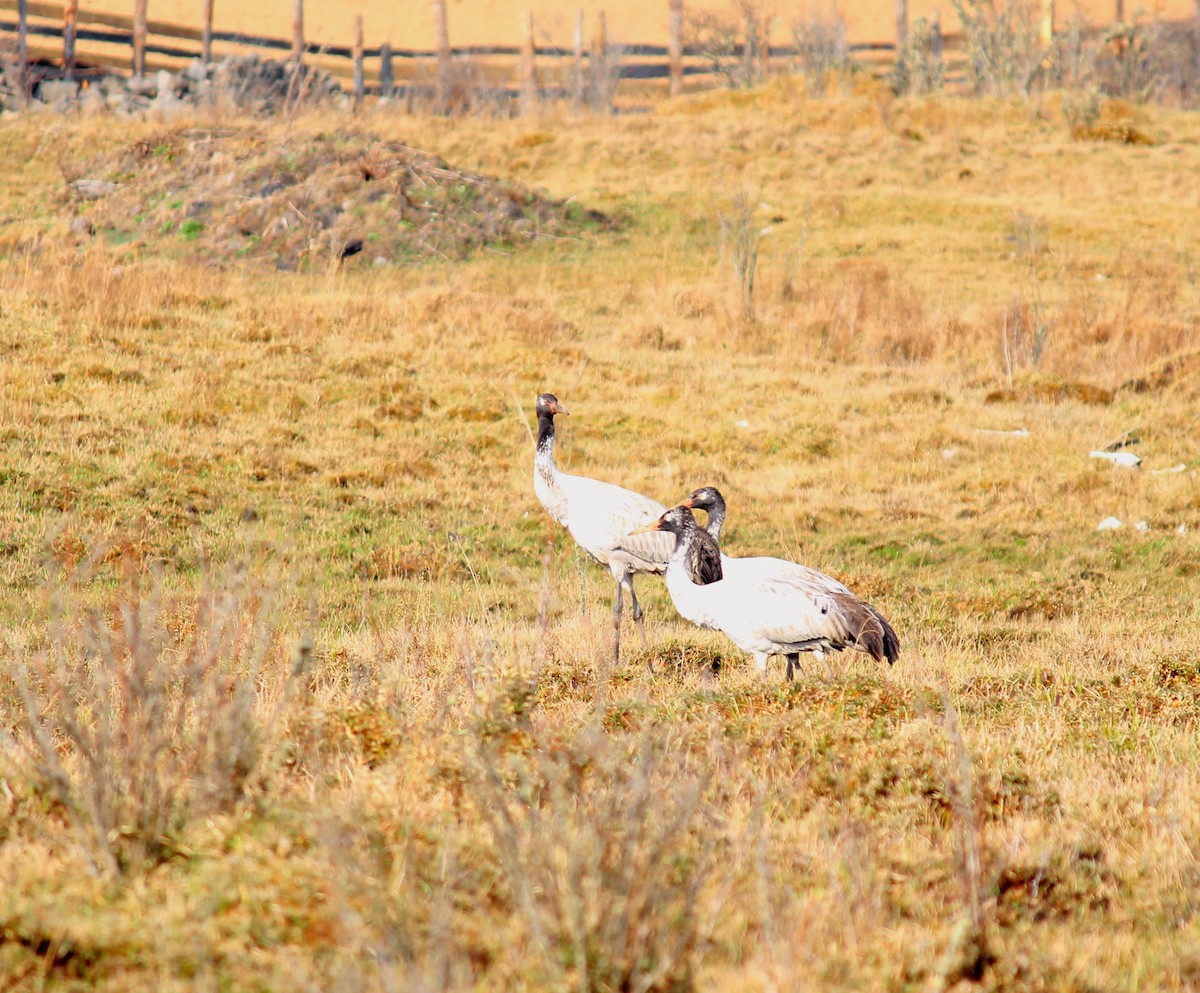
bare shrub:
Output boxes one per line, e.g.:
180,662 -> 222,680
585,41 -> 626,114
894,16 -> 946,95
790,8 -> 856,91
685,1 -> 768,90
998,211 -> 1053,379
0,552 -> 308,875
1094,20 -> 1200,106
469,722 -> 723,993
951,0 -> 1046,97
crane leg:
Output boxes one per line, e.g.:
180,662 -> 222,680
786,654 -> 797,682
612,579 -> 623,666
814,650 -> 834,680
627,577 -> 649,647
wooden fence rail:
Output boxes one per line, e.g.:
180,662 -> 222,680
0,0 -> 1176,102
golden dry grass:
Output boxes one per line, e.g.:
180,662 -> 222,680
1,90 -> 1199,992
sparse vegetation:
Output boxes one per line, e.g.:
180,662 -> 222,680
0,90 -> 1199,992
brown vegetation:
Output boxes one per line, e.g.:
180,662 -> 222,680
0,90 -> 1199,991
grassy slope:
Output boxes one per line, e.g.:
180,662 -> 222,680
0,88 -> 1199,991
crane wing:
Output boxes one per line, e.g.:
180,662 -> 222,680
560,474 -> 673,571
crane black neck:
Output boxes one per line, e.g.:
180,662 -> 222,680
536,411 -> 556,456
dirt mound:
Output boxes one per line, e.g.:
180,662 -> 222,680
67,126 -> 612,269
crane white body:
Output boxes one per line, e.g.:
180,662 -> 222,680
636,505 -> 899,680
532,394 -> 673,663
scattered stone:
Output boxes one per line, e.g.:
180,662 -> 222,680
69,215 -> 95,237
126,75 -> 158,98
2,55 -> 343,116
1097,517 -> 1122,530
38,80 -> 80,108
1134,520 -> 1149,531
69,179 -> 122,199
1089,450 -> 1141,468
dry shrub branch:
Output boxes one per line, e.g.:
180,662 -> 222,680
470,722 -> 725,993
0,551 -> 310,875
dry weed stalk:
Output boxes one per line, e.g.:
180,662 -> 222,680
0,551 -> 308,875
470,723 -> 722,993
929,690 -> 998,991
719,187 -> 770,323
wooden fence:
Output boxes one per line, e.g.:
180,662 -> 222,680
0,0 -> 1166,106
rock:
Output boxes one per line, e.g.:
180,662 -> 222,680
69,215 -> 95,237
185,200 -> 211,218
155,69 -> 180,97
1089,450 -> 1141,468
79,86 -> 106,115
126,75 -> 157,98
69,179 -> 122,199
38,80 -> 79,108
1097,517 -> 1122,531
182,59 -> 211,83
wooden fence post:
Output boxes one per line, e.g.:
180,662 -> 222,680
292,0 -> 304,62
1038,0 -> 1054,47
895,0 -> 908,50
759,14 -> 770,80
433,0 -> 450,110
520,9 -> 537,116
202,0 -> 214,63
379,41 -> 393,97
592,8 -> 609,112
741,6 -> 756,83
133,0 -> 148,76
668,0 -> 683,96
353,14 -> 364,110
63,0 -> 78,80
573,9 -> 584,111
16,0 -> 26,102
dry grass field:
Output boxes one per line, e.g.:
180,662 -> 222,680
1,83 -> 1200,991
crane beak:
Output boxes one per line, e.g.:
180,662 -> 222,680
629,518 -> 663,536
679,496 -> 696,508
550,401 -> 569,415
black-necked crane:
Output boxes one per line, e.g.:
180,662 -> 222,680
631,504 -> 900,681
682,485 -> 856,593
532,392 -> 681,665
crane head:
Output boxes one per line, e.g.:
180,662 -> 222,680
536,393 -> 569,416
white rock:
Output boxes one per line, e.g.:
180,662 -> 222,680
1134,520 -> 1149,531
735,420 -> 750,428
1097,516 -> 1122,530
1089,450 -> 1142,468
1150,464 -> 1186,475
1177,524 -> 1187,535
941,448 -> 959,460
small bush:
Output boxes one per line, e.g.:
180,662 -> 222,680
469,722 -> 723,993
0,552 -> 309,875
